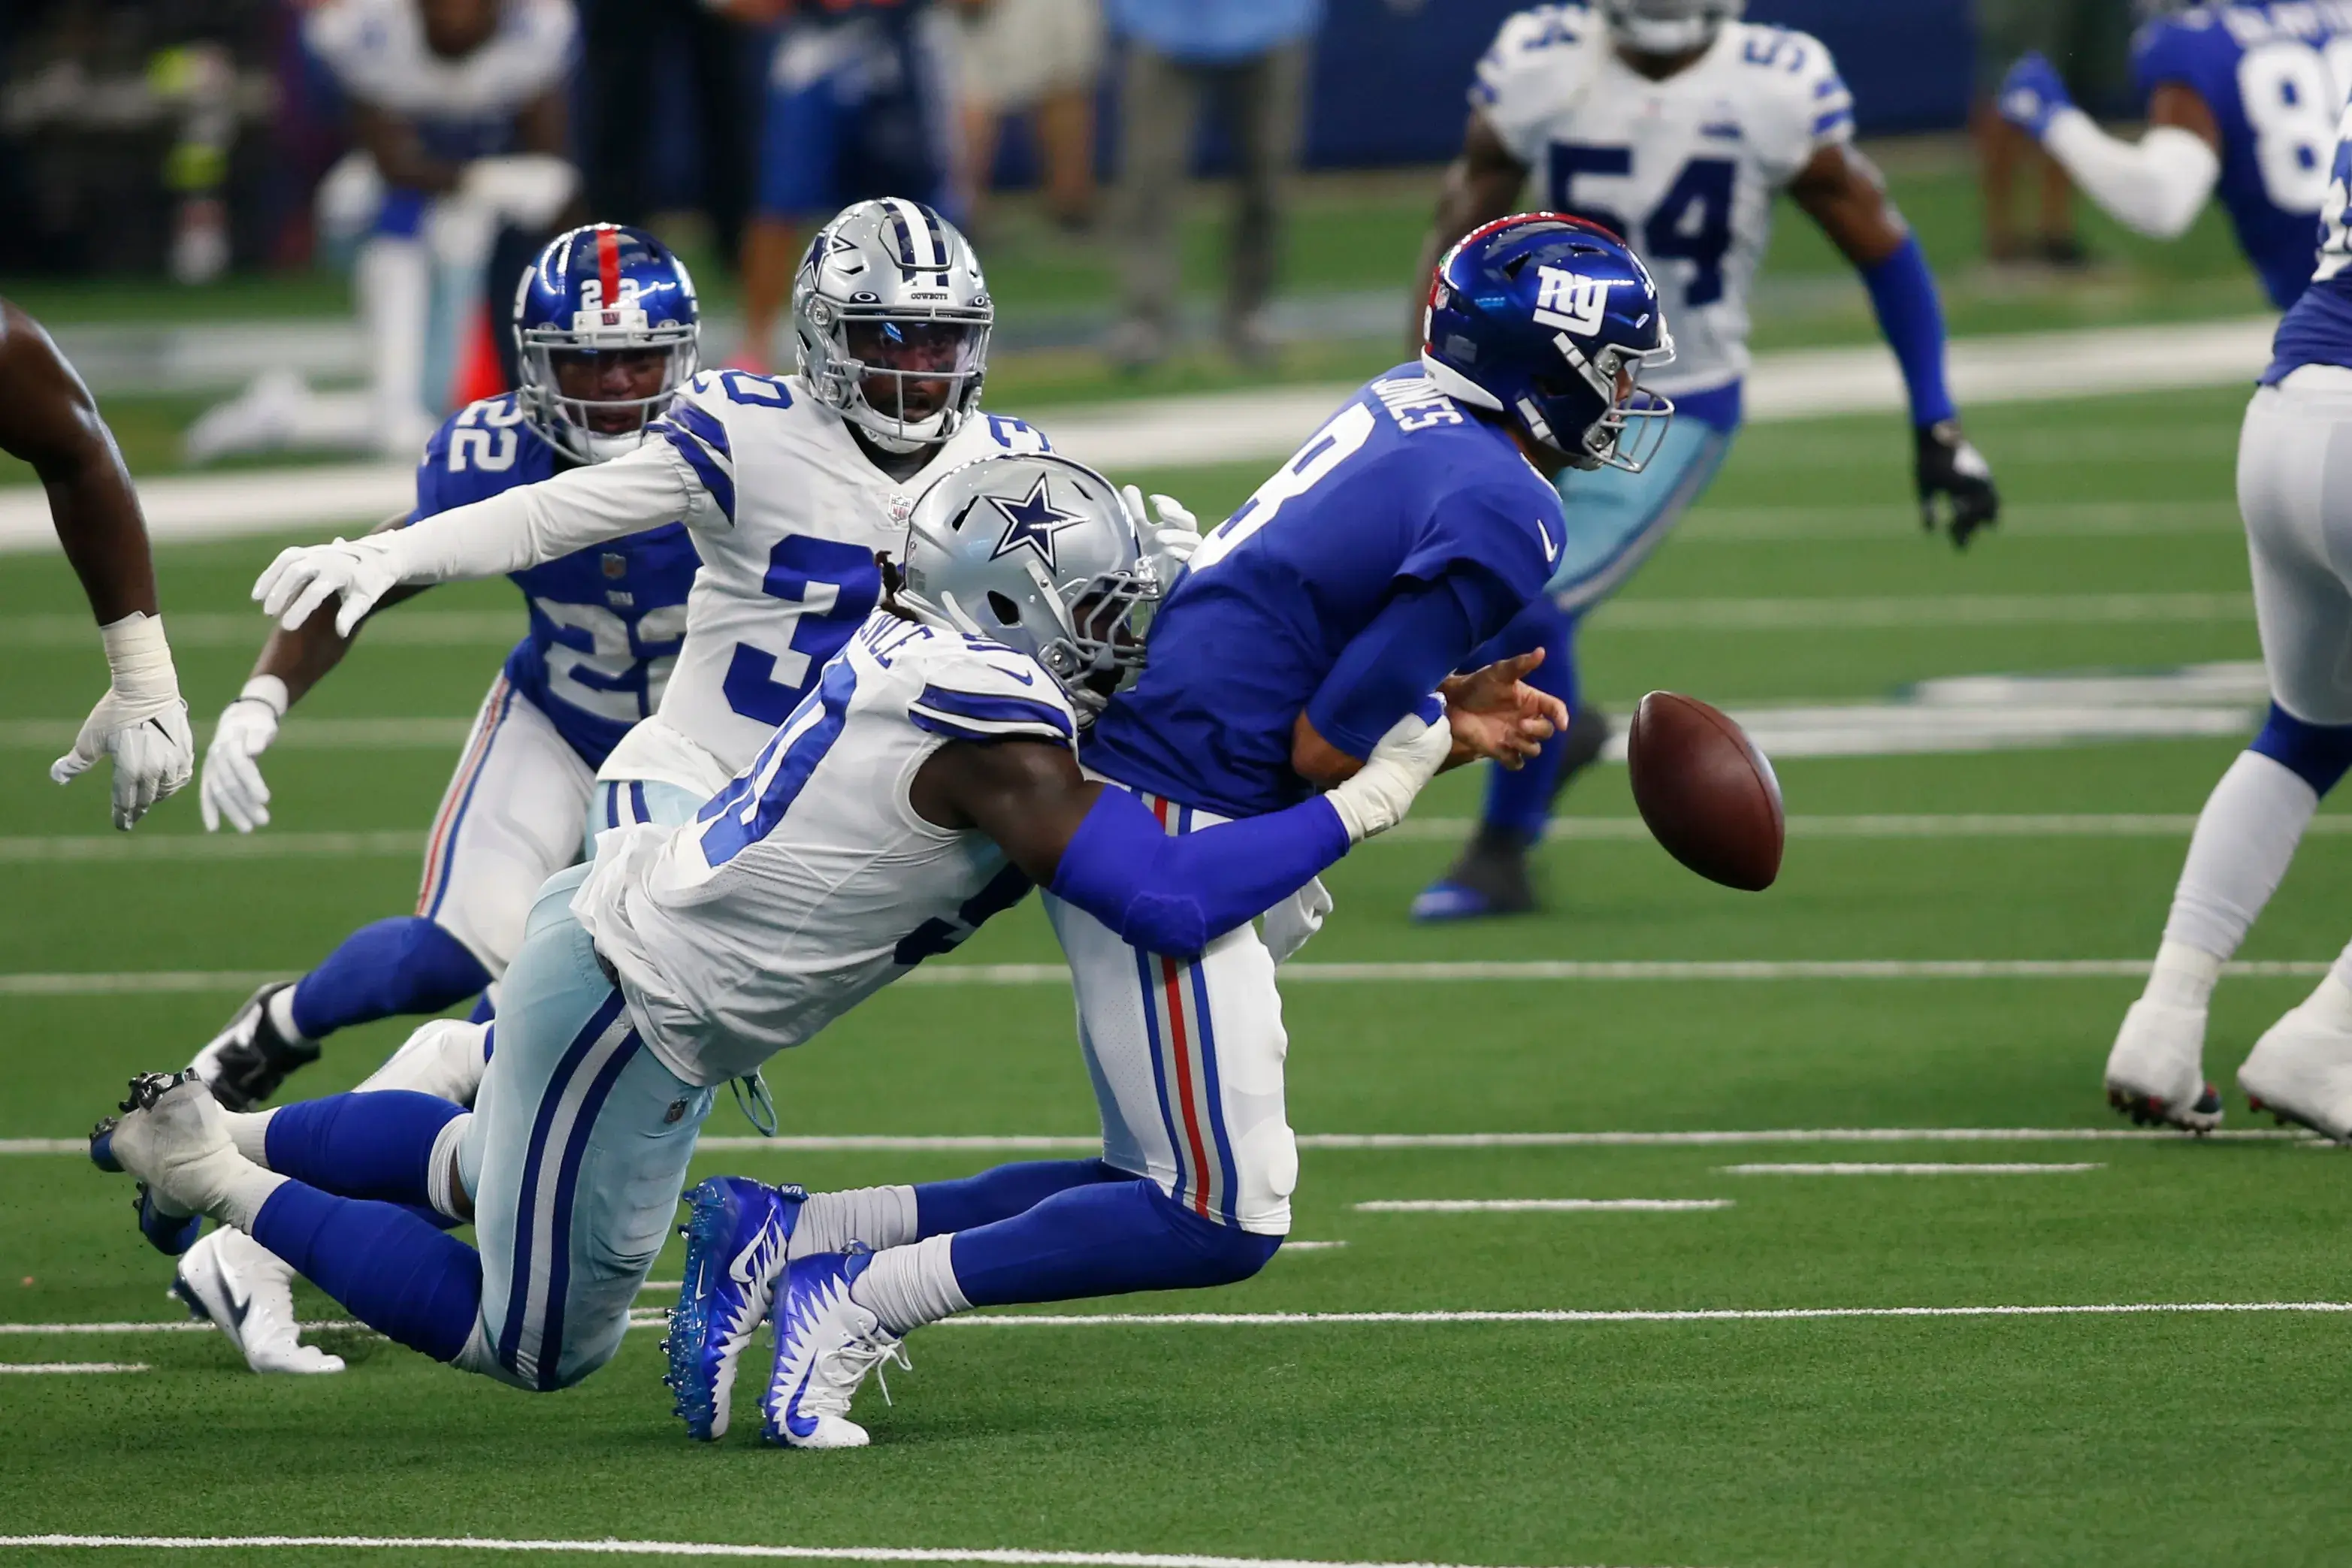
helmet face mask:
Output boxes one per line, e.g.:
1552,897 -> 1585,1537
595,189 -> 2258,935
895,455 -> 1160,722
514,225 -> 700,467
1599,0 -> 1745,56
795,200 -> 993,450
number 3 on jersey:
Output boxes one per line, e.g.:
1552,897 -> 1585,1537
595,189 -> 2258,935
721,537 -> 881,726
1191,401 -> 1378,573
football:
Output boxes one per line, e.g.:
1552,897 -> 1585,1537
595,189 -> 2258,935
1626,691 -> 1784,892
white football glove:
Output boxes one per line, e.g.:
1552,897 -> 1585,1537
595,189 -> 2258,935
1262,876 -> 1333,967
201,678 -> 289,834
1122,484 -> 1202,591
255,533 -> 401,637
50,612 -> 195,830
1324,700 -> 1452,844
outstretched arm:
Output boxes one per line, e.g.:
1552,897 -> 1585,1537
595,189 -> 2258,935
917,713 -> 1452,959
0,299 -> 194,826
1788,144 -> 1999,547
1999,59 -> 2221,241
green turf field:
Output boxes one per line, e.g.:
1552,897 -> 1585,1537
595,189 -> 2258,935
5,369 -> 2350,1568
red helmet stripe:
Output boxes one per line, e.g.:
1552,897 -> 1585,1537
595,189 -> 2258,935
597,225 -> 621,314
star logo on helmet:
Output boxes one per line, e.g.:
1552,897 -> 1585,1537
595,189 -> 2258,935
985,476 -> 1083,573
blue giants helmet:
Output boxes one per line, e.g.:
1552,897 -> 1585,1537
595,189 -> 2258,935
1419,213 -> 1675,473
514,223 -> 701,464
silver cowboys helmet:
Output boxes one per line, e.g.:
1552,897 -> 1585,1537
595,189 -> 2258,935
794,198 -> 993,451
1599,0 -> 1744,56
896,454 -> 1160,722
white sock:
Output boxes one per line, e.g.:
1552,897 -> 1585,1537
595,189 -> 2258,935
358,1020 -> 490,1104
2158,750 -> 2317,964
425,1113 -> 473,1223
791,1185 -> 920,1261
358,236 -> 432,431
225,1107 -> 277,1166
848,1234 -> 970,1336
2145,940 -> 2224,1011
213,1162 -> 288,1233
266,986 -> 309,1046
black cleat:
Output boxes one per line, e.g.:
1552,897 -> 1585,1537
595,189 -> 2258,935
190,983 -> 319,1112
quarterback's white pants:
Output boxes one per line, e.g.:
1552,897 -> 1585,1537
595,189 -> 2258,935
1043,790 -> 1296,1237
2240,368 -> 2352,725
453,864 -> 715,1391
418,675 -> 597,978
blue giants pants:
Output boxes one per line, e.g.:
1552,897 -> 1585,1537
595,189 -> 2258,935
452,865 -> 716,1390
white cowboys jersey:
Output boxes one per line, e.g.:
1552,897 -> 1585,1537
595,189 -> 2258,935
600,369 -> 1053,796
305,0 -> 575,123
573,612 -> 1071,1088
1473,5 -> 1857,397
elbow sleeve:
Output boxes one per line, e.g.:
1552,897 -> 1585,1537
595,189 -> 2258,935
2044,114 -> 2219,241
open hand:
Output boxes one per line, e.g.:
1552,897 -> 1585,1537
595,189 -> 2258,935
1440,648 -> 1568,770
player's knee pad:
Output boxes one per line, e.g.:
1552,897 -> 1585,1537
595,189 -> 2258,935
362,1018 -> 492,1104
2250,702 -> 2352,796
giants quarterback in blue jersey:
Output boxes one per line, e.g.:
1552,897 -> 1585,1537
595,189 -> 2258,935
2100,63 -> 2352,1139
642,214 -> 1643,1448
1407,0 -> 1998,922
2000,2 -> 2352,310
189,225 -> 700,1117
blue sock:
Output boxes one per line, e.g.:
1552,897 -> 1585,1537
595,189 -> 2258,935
289,917 -> 491,1041
262,1090 -> 463,1209
914,1159 -> 1128,1237
1478,597 -> 1582,841
249,1180 -> 480,1363
2249,702 -> 2352,796
948,1177 -> 1280,1307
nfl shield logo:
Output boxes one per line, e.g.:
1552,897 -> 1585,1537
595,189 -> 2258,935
601,554 -> 627,579
888,494 -> 915,525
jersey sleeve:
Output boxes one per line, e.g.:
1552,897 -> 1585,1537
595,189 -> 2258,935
903,645 -> 1081,750
2132,17 -> 2223,107
1398,473 -> 1561,636
642,371 -> 751,533
408,415 -> 461,523
1744,27 -> 1856,183
301,0 -> 377,95
1468,5 -> 1594,168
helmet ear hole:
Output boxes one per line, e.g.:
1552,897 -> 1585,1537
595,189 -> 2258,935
987,591 -> 1022,627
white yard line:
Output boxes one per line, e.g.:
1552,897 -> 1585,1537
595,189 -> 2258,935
0,1127 -> 2314,1158
1679,500 -> 2239,541
1279,1241 -> 1349,1252
0,831 -> 421,863
0,1537 -> 1674,1568
1717,1162 -> 2103,1176
0,719 -> 470,751
0,1361 -> 148,1373
1599,592 -> 2248,631
5,959 -> 2335,997
1345,1213 -> 1731,1222
0,612 -> 515,649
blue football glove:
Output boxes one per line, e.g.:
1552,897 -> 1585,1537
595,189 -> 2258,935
1997,53 -> 2074,141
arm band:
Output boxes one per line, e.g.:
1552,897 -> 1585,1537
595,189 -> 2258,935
1305,573 -> 1501,760
380,440 -> 698,585
2042,112 -> 2220,242
1860,234 -> 1957,431
1048,787 -> 1351,959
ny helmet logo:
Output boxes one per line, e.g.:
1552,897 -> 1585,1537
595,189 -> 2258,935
1531,267 -> 1618,338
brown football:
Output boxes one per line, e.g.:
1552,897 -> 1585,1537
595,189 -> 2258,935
1626,691 -> 1783,892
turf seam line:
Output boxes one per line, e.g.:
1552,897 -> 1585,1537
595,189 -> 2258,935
0,1538 -> 1693,1568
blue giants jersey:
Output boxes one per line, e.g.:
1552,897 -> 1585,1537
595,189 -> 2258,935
411,395 -> 700,768
1084,366 -> 1564,819
2133,5 -> 2352,309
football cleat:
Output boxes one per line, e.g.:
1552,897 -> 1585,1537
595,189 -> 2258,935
1411,831 -> 1537,923
190,982 -> 321,1112
98,1071 -> 249,1219
760,1246 -> 909,1450
89,1112 -> 201,1255
173,1225 -> 344,1375
664,1177 -> 803,1440
2238,1002 -> 2352,1141
2104,999 -> 2223,1133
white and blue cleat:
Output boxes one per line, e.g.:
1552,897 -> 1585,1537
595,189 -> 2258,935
89,1073 -> 206,1255
663,1177 -> 802,1440
760,1245 -> 908,1449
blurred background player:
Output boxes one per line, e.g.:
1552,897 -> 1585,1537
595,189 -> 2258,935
735,0 -> 961,372
1101,0 -> 1321,370
1970,0 -> 2131,267
955,0 -> 1104,235
188,225 -> 701,1114
1409,0 -> 2000,923
1996,1 -> 2352,310
2091,44 -> 2352,1138
185,0 -> 582,463
0,299 -> 193,829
